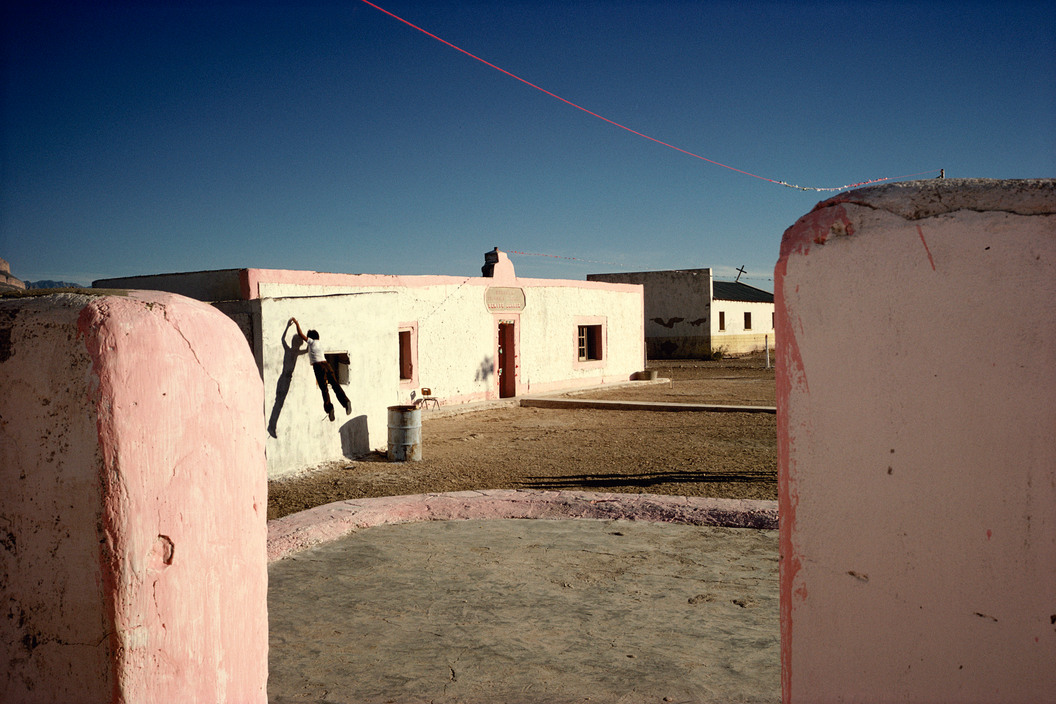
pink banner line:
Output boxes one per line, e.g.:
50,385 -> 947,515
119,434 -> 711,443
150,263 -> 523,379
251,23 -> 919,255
359,0 -> 940,192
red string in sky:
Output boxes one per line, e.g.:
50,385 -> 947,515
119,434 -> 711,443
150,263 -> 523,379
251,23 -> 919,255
358,0 -> 940,192
509,250 -> 624,266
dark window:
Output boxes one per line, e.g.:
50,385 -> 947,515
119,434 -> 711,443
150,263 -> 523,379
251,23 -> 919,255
718,311 -> 726,331
744,312 -> 752,330
325,352 -> 350,385
398,330 -> 413,380
772,312 -> 775,330
577,325 -> 602,361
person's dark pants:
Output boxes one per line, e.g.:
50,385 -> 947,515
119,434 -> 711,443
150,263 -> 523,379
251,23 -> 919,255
313,362 -> 350,413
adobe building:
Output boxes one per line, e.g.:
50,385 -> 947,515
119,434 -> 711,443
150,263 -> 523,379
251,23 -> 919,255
96,249 -> 645,478
587,267 -> 774,358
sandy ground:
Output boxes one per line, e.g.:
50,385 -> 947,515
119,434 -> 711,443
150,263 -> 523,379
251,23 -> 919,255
269,518 -> 779,704
268,356 -> 776,520
267,355 -> 779,702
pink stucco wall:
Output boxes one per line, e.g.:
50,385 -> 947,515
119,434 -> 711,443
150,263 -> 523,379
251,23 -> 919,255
777,179 -> 1055,702
1,291 -> 268,702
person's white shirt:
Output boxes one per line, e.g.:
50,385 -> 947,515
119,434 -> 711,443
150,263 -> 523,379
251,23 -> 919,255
307,338 -> 326,365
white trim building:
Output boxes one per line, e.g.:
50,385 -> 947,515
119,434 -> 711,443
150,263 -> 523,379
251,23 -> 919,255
587,267 -> 774,358
97,250 -> 645,478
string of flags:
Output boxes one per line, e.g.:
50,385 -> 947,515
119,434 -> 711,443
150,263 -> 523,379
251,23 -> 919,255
358,0 -> 941,192
771,171 -> 940,192
509,250 -> 626,267
510,250 -> 773,283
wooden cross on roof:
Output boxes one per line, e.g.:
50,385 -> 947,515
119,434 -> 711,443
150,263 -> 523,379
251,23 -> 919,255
735,265 -> 747,282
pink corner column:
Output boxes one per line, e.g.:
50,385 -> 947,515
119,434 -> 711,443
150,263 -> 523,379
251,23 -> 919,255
776,179 -> 1056,702
1,291 -> 268,702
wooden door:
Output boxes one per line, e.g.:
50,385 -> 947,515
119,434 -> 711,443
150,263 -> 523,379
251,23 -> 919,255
498,322 -> 516,398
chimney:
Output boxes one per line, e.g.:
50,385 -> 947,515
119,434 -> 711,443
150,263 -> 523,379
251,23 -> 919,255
481,247 -> 501,277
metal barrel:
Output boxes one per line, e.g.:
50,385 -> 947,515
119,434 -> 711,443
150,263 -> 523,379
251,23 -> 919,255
386,405 -> 422,461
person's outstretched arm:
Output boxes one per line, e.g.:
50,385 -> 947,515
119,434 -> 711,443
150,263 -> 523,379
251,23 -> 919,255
290,317 -> 308,342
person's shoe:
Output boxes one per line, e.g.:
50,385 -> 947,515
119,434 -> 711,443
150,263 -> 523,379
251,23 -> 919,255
344,399 -> 352,415
325,404 -> 335,421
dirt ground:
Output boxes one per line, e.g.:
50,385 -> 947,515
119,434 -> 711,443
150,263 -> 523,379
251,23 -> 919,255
268,353 -> 777,520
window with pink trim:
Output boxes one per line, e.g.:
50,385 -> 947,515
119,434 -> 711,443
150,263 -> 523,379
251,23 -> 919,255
397,323 -> 418,388
577,325 -> 602,361
574,317 -> 606,369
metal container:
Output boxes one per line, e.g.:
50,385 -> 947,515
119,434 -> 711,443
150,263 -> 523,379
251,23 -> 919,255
387,405 -> 422,461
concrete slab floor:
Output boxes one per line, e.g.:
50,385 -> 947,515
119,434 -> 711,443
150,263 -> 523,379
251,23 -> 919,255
268,517 -> 778,704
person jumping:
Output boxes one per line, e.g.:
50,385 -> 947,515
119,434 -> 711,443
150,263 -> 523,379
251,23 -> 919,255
290,318 -> 351,421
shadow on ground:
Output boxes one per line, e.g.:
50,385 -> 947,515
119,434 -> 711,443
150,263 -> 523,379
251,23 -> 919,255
518,470 -> 773,490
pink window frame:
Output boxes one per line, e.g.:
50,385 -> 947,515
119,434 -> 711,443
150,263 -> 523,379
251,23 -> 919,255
398,321 -> 419,390
573,316 -> 606,370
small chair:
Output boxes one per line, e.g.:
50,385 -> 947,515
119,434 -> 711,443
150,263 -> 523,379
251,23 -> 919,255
418,387 -> 439,409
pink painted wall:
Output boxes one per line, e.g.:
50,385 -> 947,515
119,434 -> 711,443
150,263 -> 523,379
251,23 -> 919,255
1,290 -> 268,702
777,179 -> 1056,702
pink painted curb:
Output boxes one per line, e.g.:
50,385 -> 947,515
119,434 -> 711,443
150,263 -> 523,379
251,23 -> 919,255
267,490 -> 778,562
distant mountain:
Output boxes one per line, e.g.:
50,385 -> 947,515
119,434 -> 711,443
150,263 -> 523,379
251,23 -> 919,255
26,280 -> 87,289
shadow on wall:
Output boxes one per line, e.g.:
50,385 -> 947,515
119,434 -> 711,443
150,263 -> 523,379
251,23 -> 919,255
474,355 -> 494,383
340,415 -> 370,458
267,322 -> 303,438
658,341 -> 680,357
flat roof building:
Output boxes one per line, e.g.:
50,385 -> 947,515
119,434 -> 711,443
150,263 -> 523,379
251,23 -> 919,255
588,268 -> 774,358
97,249 -> 645,477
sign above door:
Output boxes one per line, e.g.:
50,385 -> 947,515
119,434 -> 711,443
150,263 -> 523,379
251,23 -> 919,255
485,287 -> 526,312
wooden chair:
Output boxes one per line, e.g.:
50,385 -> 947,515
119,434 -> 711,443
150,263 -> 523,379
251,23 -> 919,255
418,387 -> 439,409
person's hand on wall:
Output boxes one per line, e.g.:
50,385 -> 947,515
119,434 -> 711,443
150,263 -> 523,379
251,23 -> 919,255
290,318 -> 308,343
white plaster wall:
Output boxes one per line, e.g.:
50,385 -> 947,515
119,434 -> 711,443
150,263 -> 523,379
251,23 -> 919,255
396,282 -> 498,402
261,292 -> 398,479
386,279 -> 644,402
1,290 -> 268,702
256,276 -> 644,410
258,279 -> 500,405
712,299 -> 775,354
777,179 -> 1056,703
589,269 -> 713,358
519,284 -> 645,392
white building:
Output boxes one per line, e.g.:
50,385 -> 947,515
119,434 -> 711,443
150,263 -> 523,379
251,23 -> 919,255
587,267 -> 774,358
96,249 -> 645,478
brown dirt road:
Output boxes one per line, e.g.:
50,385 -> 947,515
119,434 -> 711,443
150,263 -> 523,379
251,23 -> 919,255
268,355 -> 777,520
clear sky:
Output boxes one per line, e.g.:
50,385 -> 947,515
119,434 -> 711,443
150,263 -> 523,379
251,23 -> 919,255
3,0 -> 1054,288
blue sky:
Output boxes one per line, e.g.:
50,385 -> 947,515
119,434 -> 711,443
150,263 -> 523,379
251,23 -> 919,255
3,0 -> 1054,289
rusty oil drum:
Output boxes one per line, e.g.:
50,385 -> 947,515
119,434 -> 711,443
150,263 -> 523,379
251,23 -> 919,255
386,405 -> 422,461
